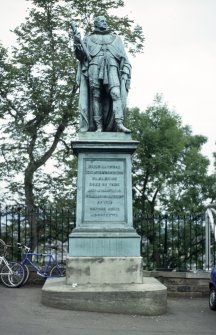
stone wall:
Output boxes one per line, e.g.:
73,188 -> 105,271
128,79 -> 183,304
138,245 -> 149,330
144,270 -> 210,297
26,267 -> 210,298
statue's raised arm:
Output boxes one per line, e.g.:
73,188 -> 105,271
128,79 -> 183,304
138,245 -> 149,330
71,16 -> 131,133
70,21 -> 91,62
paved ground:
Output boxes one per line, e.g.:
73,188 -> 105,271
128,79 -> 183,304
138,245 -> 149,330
0,284 -> 216,335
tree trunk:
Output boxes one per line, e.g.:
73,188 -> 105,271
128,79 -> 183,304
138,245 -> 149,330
24,165 -> 37,251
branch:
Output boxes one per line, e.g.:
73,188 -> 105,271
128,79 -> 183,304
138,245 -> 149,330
34,110 -> 70,169
1,147 -> 10,175
59,139 -> 71,155
0,88 -> 20,119
151,186 -> 160,206
27,128 -> 37,163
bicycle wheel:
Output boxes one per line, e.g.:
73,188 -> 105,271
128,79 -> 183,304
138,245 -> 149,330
49,264 -> 66,277
1,262 -> 26,288
0,264 -> 10,286
10,262 -> 26,287
1,262 -> 15,287
22,264 -> 30,285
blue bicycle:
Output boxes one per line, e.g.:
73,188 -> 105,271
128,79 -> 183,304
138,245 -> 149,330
17,242 -> 66,285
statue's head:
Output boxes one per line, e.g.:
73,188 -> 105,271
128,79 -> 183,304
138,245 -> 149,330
94,16 -> 108,31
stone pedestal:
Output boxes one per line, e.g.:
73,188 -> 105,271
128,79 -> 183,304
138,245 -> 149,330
42,132 -> 167,315
68,132 -> 140,259
67,132 -> 141,286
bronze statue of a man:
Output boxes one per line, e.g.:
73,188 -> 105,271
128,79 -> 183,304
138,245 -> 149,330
72,16 -> 131,133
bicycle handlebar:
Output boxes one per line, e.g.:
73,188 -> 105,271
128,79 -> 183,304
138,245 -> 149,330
17,242 -> 59,252
17,242 -> 30,252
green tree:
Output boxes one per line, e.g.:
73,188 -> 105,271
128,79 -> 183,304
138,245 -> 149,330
162,131 -> 212,213
127,96 -> 213,270
0,1 -> 78,209
126,95 -> 210,216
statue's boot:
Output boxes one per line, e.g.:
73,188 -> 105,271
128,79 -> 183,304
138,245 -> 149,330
116,119 -> 131,133
96,124 -> 102,132
94,117 -> 103,132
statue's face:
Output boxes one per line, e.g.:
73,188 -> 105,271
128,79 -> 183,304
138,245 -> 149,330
95,16 -> 108,31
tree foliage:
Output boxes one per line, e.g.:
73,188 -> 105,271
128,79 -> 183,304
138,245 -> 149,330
126,95 -> 212,215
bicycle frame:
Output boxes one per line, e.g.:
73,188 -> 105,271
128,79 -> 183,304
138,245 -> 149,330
0,256 -> 13,275
21,252 -> 62,278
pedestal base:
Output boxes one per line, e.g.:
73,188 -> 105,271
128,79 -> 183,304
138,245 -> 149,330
66,256 -> 143,284
42,277 -> 167,316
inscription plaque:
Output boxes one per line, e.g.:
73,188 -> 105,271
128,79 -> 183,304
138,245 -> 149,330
83,159 -> 126,222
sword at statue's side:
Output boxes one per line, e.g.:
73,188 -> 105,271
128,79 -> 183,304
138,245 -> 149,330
70,21 -> 91,62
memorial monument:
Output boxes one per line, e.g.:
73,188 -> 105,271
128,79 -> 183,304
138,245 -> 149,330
42,16 -> 167,315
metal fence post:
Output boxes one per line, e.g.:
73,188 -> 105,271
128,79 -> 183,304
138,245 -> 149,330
17,207 -> 22,261
164,215 -> 168,268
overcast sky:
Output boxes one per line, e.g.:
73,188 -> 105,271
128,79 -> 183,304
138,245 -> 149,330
0,0 -> 215,170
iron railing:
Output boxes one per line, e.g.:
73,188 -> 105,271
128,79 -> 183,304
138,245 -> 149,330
0,206 -> 75,262
134,213 -> 215,271
0,206 -> 215,270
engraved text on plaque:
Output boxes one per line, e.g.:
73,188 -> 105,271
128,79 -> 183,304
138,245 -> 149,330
83,159 -> 126,222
